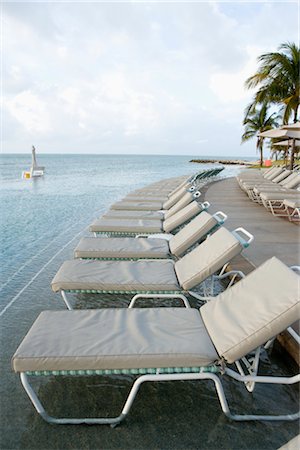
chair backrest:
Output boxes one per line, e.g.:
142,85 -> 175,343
163,185 -> 189,209
279,171 -> 299,186
284,173 -> 300,189
167,178 -> 190,198
174,227 -> 244,290
264,167 -> 283,180
262,166 -> 277,178
164,191 -> 200,219
169,211 -> 216,257
163,201 -> 204,233
200,257 -> 300,364
272,170 -> 291,184
169,211 -> 224,257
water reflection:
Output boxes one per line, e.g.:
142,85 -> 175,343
18,350 -> 299,450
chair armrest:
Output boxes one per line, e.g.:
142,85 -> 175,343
232,227 -> 254,247
213,211 -> 227,224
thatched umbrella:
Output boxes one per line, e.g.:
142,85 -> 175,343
259,125 -> 300,169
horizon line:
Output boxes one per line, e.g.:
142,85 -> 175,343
1,152 -> 257,158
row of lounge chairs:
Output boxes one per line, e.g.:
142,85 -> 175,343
237,166 -> 300,221
12,168 -> 300,427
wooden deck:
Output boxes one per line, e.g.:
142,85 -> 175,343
203,177 -> 300,270
203,176 -> 300,364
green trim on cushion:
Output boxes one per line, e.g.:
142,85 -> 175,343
94,231 -> 158,236
65,289 -> 182,294
25,365 -> 219,377
80,257 -> 167,261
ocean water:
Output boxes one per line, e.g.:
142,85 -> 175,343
0,153 -> 242,300
0,154 -> 298,450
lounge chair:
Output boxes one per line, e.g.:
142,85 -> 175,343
109,188 -> 201,212
107,168 -> 223,216
124,168 -> 224,204
74,210 -> 227,260
122,183 -> 199,209
260,191 -> 300,216
250,173 -> 300,203
89,199 -> 209,236
237,166 -> 284,189
101,209 -> 165,220
51,226 -> 253,309
101,191 -> 203,220
283,199 -> 300,221
242,171 -> 298,202
236,166 -> 277,182
12,257 -> 300,425
117,169 -> 214,205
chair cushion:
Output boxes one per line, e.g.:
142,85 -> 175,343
110,201 -> 163,211
74,237 -> 170,259
264,167 -> 284,180
163,186 -> 187,209
272,170 -> 292,183
284,199 -> 300,208
164,192 -> 194,219
89,218 -> 163,233
260,191 -> 300,201
201,257 -> 300,364
103,210 -> 164,220
124,195 -> 168,202
51,259 -> 180,292
12,308 -> 219,372
284,174 -> 300,189
174,227 -> 243,290
169,211 -> 218,257
163,201 -> 202,233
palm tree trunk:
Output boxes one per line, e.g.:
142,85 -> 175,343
257,137 -> 264,167
289,139 -> 296,170
294,106 -> 298,123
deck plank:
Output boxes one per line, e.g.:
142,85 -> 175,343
203,177 -> 300,269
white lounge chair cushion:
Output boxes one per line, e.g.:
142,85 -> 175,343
169,211 -> 218,257
175,227 -> 243,290
124,195 -> 168,202
110,201 -> 163,211
271,170 -> 292,183
283,174 -> 300,189
136,189 -> 172,196
163,186 -> 188,209
201,257 -> 300,364
278,435 -> 300,450
51,259 -> 180,292
90,201 -> 201,234
260,191 -> 300,201
163,201 -> 202,233
164,192 -> 194,219
284,199 -> 300,208
89,218 -> 163,233
74,237 -> 170,259
103,210 -> 164,220
12,308 -> 219,372
264,167 -> 284,179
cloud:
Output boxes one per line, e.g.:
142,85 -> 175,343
209,46 -> 261,103
6,90 -> 52,134
2,1 -> 298,156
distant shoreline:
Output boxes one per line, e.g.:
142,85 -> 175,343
190,158 -> 256,166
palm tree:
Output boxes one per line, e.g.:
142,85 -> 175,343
242,104 -> 279,166
245,42 -> 300,124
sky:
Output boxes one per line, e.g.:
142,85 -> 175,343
2,0 -> 299,156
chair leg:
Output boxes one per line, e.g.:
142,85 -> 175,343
20,369 -> 300,425
61,291 -> 73,310
20,373 -> 128,426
